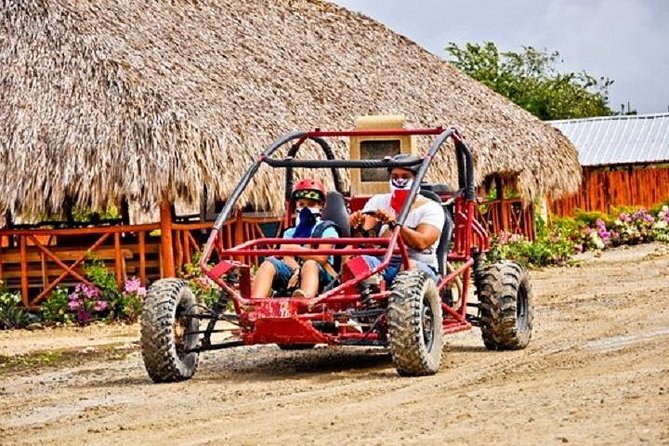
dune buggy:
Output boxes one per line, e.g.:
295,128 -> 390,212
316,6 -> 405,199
140,126 -> 534,382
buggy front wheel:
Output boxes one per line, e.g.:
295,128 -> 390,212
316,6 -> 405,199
141,279 -> 200,382
387,270 -> 443,376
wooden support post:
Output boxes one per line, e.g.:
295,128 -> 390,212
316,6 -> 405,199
160,196 -> 176,278
234,211 -> 244,262
20,236 -> 28,306
0,237 -> 4,283
496,175 -> 509,232
183,231 -> 192,265
174,230 -> 183,273
138,231 -> 147,285
114,232 -> 123,286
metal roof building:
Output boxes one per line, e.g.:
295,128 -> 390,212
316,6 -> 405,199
551,113 -> 669,167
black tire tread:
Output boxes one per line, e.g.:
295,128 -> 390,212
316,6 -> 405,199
477,260 -> 533,350
387,270 -> 443,376
141,279 -> 199,383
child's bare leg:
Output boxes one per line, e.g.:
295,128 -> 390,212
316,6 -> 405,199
296,260 -> 319,297
252,260 -> 276,298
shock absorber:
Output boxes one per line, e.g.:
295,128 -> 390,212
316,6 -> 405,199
472,247 -> 485,288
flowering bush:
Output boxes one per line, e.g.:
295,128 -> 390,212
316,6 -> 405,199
41,275 -> 146,327
0,289 -> 30,329
609,209 -> 654,245
654,205 -> 669,242
181,252 -> 224,309
487,223 -> 575,268
39,286 -> 73,325
119,277 -> 146,323
68,283 -> 109,325
488,203 -> 669,268
1,259 -> 152,329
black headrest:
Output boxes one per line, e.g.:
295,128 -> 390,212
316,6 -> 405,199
419,189 -> 442,204
321,191 -> 350,237
421,183 -> 455,195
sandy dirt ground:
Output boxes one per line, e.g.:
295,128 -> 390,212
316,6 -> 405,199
1,243 -> 668,445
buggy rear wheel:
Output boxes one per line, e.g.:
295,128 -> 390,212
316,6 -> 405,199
141,279 -> 200,383
476,261 -> 533,350
387,270 -> 443,376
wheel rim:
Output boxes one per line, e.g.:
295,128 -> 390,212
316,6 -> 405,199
516,284 -> 528,331
421,296 -> 435,351
174,303 -> 195,359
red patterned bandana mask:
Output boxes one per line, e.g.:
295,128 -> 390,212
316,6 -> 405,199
389,178 -> 413,215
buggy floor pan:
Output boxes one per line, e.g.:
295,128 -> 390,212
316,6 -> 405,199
245,298 -> 331,345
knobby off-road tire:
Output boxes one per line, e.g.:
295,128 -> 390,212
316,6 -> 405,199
477,260 -> 533,350
387,270 -> 443,376
141,279 -> 200,383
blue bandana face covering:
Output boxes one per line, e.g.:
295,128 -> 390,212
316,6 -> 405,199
293,206 -> 320,238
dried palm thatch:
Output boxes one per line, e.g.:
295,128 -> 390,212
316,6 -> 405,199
0,0 -> 580,219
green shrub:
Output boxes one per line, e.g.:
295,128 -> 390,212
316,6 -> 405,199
0,290 -> 30,329
40,286 -> 73,325
181,252 -> 223,310
574,209 -> 614,228
649,198 -> 669,216
488,215 -> 583,268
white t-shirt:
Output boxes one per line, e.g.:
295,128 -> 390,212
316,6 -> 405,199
362,193 -> 445,268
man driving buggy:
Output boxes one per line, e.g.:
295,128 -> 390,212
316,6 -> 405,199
252,179 -> 339,299
348,154 -> 445,284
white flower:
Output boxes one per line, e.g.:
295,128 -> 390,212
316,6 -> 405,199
654,220 -> 668,230
589,232 -> 605,250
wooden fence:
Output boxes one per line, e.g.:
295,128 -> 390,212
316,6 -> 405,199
0,214 -> 281,308
477,198 -> 535,241
551,165 -> 669,217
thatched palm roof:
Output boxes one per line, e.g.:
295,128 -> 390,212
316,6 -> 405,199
0,0 -> 580,218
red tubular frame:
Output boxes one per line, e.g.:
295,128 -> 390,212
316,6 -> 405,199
198,126 -> 489,346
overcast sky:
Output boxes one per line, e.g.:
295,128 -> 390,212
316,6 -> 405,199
331,0 -> 669,115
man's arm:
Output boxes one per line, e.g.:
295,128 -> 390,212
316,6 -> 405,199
376,202 -> 444,251
399,224 -> 441,251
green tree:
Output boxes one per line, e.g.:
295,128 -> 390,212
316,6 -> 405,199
446,41 -> 614,120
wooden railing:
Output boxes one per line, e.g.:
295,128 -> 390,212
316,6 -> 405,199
0,214 -> 283,308
171,213 -> 284,270
476,198 -> 535,240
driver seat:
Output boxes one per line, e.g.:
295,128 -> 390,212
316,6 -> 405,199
419,188 -> 454,277
321,191 -> 350,237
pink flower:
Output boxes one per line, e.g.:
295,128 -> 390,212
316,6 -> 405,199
124,277 -> 147,297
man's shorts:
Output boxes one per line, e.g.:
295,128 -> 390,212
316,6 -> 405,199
266,257 -> 334,292
361,255 -> 439,284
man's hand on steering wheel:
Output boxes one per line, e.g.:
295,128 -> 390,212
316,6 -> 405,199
349,210 -> 365,229
373,209 -> 397,227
